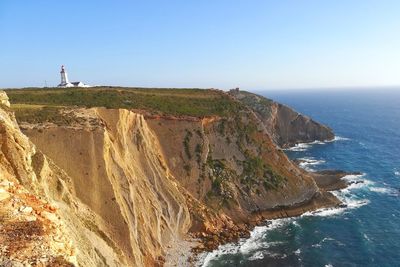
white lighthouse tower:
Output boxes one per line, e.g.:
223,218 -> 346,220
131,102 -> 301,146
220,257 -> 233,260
58,65 -> 73,87
57,65 -> 90,88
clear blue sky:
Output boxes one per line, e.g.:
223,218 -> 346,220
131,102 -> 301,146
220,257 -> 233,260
1,0 -> 400,89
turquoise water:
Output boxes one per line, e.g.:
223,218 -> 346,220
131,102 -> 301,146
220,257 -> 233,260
202,89 -> 400,267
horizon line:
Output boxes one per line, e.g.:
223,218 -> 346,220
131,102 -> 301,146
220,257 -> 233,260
1,84 -> 400,91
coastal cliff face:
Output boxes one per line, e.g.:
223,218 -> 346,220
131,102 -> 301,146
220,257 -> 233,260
145,111 -> 320,223
1,88 -> 340,266
0,94 -> 198,266
228,90 -> 334,148
0,96 -> 127,266
14,108 -> 197,266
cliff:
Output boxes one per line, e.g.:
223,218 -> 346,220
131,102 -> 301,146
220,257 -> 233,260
1,88 -> 341,266
0,95 -> 125,266
228,89 -> 334,148
0,94 -> 197,266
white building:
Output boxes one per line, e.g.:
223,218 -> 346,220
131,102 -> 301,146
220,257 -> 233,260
58,65 -> 90,87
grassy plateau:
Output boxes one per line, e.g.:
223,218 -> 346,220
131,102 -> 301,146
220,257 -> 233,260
4,87 -> 243,123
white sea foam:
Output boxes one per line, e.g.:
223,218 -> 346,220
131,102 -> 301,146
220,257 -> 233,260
298,157 -> 326,171
309,140 -> 326,145
292,220 -> 300,227
363,234 -> 371,241
333,136 -> 350,141
340,173 -> 398,196
200,162 -> 375,266
284,135 -> 349,152
395,170 -> 400,176
263,251 -> 287,259
369,187 -> 398,195
341,173 -> 366,182
302,174 -> 371,218
248,251 -> 264,261
340,173 -> 374,191
301,206 -> 346,217
285,143 -> 311,151
199,219 -> 291,266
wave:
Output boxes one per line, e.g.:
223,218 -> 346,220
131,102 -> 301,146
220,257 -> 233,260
395,169 -> 400,176
284,135 -> 350,152
369,187 -> 398,196
301,197 -> 369,218
285,143 -> 311,152
199,164 -> 388,266
199,219 -> 292,266
302,174 -> 371,218
199,172 -> 375,266
332,136 -> 350,141
341,173 -> 398,196
248,251 -> 264,261
298,157 -> 326,171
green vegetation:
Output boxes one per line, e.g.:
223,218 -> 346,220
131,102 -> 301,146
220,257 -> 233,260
236,91 -> 274,118
217,119 -> 226,135
183,130 -> 193,159
241,155 -> 286,191
183,163 -> 191,175
205,156 -> 236,211
5,87 -> 243,118
11,104 -> 80,125
195,143 -> 202,165
207,158 -> 226,190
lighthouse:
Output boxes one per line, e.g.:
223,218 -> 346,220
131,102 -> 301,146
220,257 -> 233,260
57,65 -> 89,88
58,65 -> 73,87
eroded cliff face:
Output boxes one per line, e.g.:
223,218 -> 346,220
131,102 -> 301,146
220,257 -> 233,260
145,111 -> 321,224
0,97 -> 126,266
0,94 -> 198,266
22,104 -> 335,229
17,108 -> 199,266
228,89 -> 334,148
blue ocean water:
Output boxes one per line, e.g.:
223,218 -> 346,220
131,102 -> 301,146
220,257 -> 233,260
202,89 -> 400,267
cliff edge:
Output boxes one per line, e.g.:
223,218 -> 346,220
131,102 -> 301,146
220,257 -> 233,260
228,89 -> 334,148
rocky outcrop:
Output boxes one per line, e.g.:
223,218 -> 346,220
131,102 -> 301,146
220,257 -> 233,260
228,89 -> 334,148
0,91 -> 10,107
145,111 -> 321,222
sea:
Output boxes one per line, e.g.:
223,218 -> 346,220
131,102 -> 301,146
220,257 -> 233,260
200,89 -> 400,267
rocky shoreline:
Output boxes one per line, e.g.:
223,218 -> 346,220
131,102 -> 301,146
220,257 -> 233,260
189,168 -> 354,264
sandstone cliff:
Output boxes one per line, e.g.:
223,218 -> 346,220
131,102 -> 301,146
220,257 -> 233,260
0,93 -> 196,266
20,98 -> 338,247
0,96 -> 125,266
1,88 -> 340,266
228,89 -> 334,148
